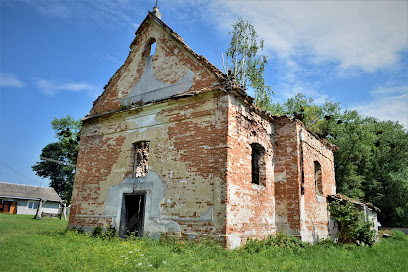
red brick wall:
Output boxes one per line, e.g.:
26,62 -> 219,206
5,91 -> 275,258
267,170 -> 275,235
90,16 -> 220,116
273,119 -> 302,235
299,126 -> 336,241
273,118 -> 336,241
225,95 -> 276,246
70,132 -> 127,227
69,14 -> 227,236
69,91 -> 229,238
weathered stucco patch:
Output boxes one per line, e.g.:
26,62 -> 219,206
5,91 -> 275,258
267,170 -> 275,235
121,56 -> 194,106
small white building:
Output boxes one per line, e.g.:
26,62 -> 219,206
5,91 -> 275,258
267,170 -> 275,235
327,194 -> 381,231
0,182 -> 62,215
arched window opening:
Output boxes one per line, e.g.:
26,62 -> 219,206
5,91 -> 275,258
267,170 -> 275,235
150,42 -> 156,56
314,161 -> 323,195
144,38 -> 157,57
133,141 -> 150,177
251,143 -> 266,186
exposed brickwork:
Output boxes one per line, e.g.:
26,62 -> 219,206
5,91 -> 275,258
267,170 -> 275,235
273,118 -> 302,233
299,126 -> 336,240
69,91 -> 229,237
225,95 -> 276,246
69,11 -> 337,247
90,14 -> 221,116
133,141 -> 149,177
70,133 -> 127,227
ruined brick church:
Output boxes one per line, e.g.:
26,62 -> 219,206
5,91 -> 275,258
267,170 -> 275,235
68,7 -> 337,248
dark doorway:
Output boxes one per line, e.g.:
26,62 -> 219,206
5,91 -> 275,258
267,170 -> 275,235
120,194 -> 145,237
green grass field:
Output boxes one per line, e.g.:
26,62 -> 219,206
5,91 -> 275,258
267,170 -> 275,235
0,213 -> 407,271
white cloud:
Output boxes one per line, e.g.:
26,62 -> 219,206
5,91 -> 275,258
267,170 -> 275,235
0,73 -> 25,87
351,84 -> 408,129
34,79 -> 98,97
16,1 -> 407,73
185,1 -> 407,73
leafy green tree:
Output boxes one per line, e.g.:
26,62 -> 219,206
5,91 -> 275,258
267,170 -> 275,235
32,116 -> 81,203
269,93 -> 342,136
225,18 -> 273,109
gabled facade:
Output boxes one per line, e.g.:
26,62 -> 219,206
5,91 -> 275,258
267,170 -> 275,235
68,10 -> 337,248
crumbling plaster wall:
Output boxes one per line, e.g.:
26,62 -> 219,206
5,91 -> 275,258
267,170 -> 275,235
69,91 -> 229,239
68,13 -> 229,238
68,11 -> 338,245
225,95 -> 276,249
299,126 -> 336,242
90,16 -> 220,115
273,119 -> 336,242
273,119 -> 302,237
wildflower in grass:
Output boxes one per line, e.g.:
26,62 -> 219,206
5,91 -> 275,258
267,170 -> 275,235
138,263 -> 142,266
148,264 -> 152,267
163,261 -> 167,264
129,251 -> 133,253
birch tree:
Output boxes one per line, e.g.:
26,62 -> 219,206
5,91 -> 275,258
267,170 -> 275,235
225,18 -> 273,109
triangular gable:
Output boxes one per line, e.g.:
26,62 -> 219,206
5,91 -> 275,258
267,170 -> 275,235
90,12 -> 225,116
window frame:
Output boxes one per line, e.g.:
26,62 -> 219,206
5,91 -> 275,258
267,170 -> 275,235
28,201 -> 38,210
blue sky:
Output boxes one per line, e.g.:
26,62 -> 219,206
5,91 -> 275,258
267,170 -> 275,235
0,0 -> 407,187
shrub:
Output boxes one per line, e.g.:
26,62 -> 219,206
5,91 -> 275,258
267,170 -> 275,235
92,226 -> 103,237
329,198 -> 377,246
68,226 -> 84,234
390,230 -> 407,241
105,225 -> 116,239
316,238 -> 336,248
242,232 -> 307,253
90,225 -> 117,240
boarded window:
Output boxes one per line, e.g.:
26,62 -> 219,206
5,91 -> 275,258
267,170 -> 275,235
133,141 -> 149,177
251,143 -> 266,185
314,161 -> 323,195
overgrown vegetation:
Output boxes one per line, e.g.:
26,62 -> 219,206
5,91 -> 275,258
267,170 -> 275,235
328,199 -> 377,246
1,214 -> 407,271
242,232 -> 307,254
